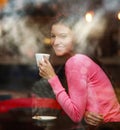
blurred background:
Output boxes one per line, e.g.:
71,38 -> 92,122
0,0 -> 120,130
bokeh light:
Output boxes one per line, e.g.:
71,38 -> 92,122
117,11 -> 120,20
0,0 -> 8,9
85,11 -> 94,23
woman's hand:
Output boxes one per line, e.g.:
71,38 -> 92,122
38,56 -> 56,79
84,111 -> 104,126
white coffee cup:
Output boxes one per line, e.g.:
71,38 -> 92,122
35,53 -> 50,66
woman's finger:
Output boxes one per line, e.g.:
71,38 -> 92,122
85,119 -> 98,126
85,112 -> 103,126
87,114 -> 103,122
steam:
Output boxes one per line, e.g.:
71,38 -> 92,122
0,16 -> 46,63
73,10 -> 107,56
0,0 -> 119,63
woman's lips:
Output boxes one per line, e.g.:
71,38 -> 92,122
54,46 -> 64,51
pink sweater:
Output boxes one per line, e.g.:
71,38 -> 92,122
48,54 -> 120,122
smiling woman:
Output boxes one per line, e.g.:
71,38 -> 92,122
37,14 -> 120,129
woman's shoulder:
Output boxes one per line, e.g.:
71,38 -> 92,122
75,54 -> 91,59
69,54 -> 92,61
66,54 -> 92,66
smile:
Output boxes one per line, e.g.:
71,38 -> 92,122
54,46 -> 64,50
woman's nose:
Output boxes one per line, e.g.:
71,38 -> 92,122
53,37 -> 60,45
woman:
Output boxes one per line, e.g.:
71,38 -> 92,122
38,15 -> 120,127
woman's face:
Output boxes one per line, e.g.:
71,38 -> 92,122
50,23 -> 74,56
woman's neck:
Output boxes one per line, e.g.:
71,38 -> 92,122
64,52 -> 76,61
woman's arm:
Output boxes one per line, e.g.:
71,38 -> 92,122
39,55 -> 103,124
48,58 -> 88,122
48,75 -> 87,122
39,57 -> 87,122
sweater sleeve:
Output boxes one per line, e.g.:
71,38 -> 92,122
48,56 -> 88,123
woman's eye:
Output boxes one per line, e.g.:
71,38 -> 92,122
50,34 -> 55,38
60,34 -> 67,38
